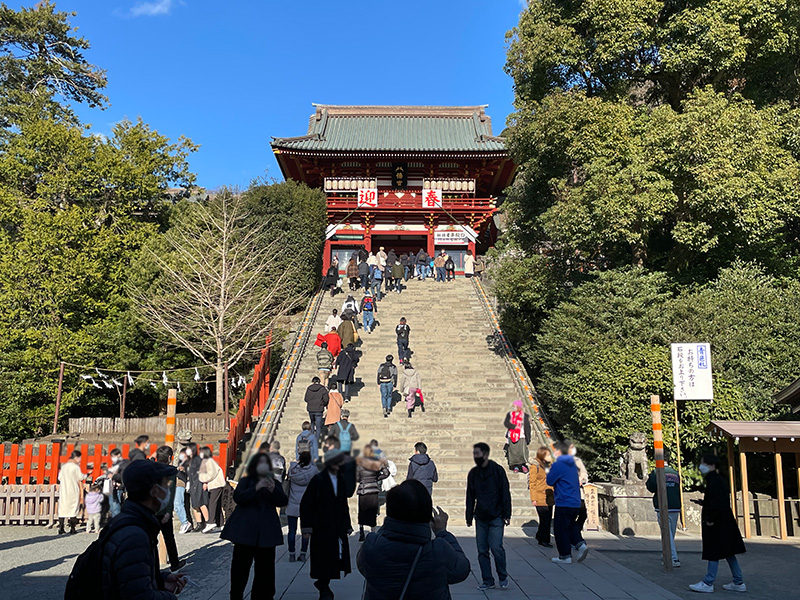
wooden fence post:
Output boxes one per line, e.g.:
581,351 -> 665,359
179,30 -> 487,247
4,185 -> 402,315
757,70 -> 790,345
166,389 -> 177,450
651,395 -> 673,572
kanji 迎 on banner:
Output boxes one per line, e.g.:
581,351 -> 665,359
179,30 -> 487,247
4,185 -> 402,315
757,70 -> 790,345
357,188 -> 379,208
422,189 -> 442,208
671,343 -> 713,400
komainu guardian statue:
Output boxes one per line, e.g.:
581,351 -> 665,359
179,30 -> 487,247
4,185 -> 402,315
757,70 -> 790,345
619,431 -> 648,481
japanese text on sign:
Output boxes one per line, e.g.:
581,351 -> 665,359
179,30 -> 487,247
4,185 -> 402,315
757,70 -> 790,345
357,188 -> 378,208
422,189 -> 443,208
433,230 -> 468,245
671,343 -> 713,400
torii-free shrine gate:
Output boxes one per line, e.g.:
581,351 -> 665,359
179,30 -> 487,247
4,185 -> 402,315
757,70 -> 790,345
271,104 -> 516,274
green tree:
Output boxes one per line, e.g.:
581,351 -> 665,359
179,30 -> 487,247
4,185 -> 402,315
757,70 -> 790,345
0,117 -> 197,440
0,1 -> 108,127
503,89 -> 800,280
535,263 -> 798,478
506,0 -> 800,109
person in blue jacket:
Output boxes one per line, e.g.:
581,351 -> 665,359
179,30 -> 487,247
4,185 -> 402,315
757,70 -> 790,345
546,441 -> 589,564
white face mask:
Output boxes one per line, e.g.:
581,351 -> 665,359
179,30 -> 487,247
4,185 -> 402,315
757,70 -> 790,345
186,449 -> 192,456
152,484 -> 171,512
699,464 -> 711,475
256,463 -> 271,477
569,448 -> 577,456
111,456 -> 120,464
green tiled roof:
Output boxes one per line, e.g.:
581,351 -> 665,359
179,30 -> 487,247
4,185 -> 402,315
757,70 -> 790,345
272,105 -> 506,153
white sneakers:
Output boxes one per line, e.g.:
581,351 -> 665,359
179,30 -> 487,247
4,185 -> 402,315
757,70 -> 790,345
202,523 -> 218,533
689,581 -> 747,593
551,556 -> 572,564
575,543 -> 589,562
178,523 -> 192,534
689,582 -> 714,593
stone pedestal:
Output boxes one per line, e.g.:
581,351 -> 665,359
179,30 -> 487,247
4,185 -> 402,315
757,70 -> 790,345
597,479 -> 703,535
597,480 -> 659,536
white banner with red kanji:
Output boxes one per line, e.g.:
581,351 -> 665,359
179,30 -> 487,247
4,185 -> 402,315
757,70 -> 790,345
357,188 -> 379,208
422,189 -> 443,209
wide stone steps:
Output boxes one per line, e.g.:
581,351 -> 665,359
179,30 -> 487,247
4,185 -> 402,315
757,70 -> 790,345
272,278 -> 540,525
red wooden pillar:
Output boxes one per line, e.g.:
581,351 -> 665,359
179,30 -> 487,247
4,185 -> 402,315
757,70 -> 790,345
50,440 -> 63,483
427,228 -> 435,257
36,443 -> 47,484
364,230 -> 372,252
468,240 -> 476,256
322,239 -> 331,276
8,444 -> 19,483
217,439 -> 229,477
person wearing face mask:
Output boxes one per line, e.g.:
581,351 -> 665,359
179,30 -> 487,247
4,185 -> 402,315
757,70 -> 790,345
221,453 -> 288,600
466,442 -> 511,591
198,446 -> 227,533
155,446 -> 186,572
528,446 -> 554,547
95,459 -> 186,598
547,441 -> 588,564
108,448 -> 128,517
688,454 -> 747,594
568,443 -> 590,538
300,443 -> 356,600
185,442 -> 210,532
173,448 -> 191,534
645,446 -> 682,567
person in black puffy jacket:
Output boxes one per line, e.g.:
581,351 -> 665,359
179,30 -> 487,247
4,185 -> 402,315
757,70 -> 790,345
221,453 -> 288,600
357,480 -> 470,600
100,460 -> 185,599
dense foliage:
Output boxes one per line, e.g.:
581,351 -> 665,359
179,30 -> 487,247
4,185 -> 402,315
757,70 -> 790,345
0,4 -> 325,440
498,1 -> 800,480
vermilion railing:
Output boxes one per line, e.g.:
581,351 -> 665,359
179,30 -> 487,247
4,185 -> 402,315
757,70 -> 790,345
224,333 -> 272,475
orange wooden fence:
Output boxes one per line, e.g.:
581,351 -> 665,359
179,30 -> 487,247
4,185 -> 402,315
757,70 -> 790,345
0,439 -> 228,485
0,440 -> 229,525
225,334 -> 272,473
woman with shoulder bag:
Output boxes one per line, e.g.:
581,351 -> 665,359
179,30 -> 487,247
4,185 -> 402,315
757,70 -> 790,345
356,445 -> 389,542
528,446 -> 554,547
185,442 -> 210,531
221,453 -> 288,600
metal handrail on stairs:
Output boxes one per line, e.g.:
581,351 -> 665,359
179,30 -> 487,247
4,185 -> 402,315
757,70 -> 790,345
235,286 -> 327,478
471,278 -> 557,449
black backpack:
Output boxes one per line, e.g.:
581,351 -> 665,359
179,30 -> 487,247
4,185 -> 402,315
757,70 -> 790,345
445,257 -> 455,270
379,362 -> 393,380
396,324 -> 409,340
64,516 -> 142,600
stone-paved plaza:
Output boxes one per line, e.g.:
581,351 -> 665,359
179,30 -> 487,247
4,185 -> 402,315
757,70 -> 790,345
1,524 -> 797,599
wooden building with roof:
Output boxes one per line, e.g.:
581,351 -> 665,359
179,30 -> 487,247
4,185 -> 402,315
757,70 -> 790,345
271,104 -> 516,273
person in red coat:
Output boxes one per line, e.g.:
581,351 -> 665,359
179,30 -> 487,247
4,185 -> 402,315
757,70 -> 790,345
315,328 -> 342,358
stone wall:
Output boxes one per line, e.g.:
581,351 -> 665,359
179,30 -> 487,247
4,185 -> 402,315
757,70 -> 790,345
597,480 -> 800,538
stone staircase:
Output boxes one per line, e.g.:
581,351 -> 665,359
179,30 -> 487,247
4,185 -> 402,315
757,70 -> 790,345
271,277 -> 543,525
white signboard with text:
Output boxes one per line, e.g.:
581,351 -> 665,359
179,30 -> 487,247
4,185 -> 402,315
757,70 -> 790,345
422,188 -> 443,209
434,230 -> 469,245
357,188 -> 379,208
671,343 -> 713,400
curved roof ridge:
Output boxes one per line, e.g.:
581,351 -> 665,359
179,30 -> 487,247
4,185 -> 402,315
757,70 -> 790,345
311,104 -> 489,118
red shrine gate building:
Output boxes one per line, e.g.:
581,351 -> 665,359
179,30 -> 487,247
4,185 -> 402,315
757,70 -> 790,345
271,105 -> 516,274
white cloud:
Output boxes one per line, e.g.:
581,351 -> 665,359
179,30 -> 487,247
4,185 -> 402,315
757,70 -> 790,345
130,0 -> 174,17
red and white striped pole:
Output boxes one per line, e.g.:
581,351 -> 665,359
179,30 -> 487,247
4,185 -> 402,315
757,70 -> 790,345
165,389 -> 177,450
651,394 -> 673,572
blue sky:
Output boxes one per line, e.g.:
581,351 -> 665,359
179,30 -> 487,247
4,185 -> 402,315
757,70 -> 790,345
60,0 -> 524,189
